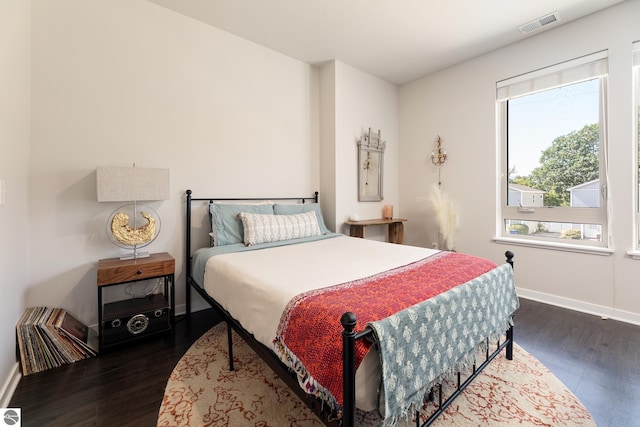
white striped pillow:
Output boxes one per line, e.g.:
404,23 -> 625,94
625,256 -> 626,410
238,211 -> 322,246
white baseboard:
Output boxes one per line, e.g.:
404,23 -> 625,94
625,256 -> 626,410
0,363 -> 21,408
517,288 -> 640,326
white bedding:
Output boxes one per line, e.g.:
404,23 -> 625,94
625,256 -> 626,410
202,235 -> 438,410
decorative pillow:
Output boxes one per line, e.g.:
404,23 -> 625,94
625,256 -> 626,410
210,203 -> 274,246
238,211 -> 322,246
273,203 -> 330,234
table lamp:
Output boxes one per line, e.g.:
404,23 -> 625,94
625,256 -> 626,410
97,165 -> 170,259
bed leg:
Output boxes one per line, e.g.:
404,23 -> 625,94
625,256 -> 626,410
185,189 -> 193,319
227,322 -> 235,371
506,324 -> 514,360
341,312 -> 357,427
186,281 -> 191,318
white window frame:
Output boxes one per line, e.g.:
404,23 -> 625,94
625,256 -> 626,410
633,41 -> 640,255
495,51 -> 612,254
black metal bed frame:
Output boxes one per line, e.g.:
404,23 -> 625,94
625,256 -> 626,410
184,189 -> 514,427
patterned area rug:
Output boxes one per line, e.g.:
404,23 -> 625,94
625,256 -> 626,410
157,323 -> 596,427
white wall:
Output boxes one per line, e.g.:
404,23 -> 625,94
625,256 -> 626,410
28,0 -> 320,321
399,0 -> 640,322
319,61 -> 337,231
328,61 -> 399,240
0,0 -> 31,403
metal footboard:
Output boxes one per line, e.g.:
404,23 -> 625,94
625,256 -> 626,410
340,251 -> 515,427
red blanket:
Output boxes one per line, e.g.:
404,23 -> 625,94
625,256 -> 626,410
274,251 -> 497,408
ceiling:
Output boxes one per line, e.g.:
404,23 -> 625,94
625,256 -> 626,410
147,0 -> 626,85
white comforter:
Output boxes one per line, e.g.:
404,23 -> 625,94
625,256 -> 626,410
202,235 -> 438,410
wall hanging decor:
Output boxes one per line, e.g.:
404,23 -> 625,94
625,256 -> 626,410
358,128 -> 386,201
431,135 -> 447,186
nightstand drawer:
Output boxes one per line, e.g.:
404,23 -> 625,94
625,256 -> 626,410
97,253 -> 175,286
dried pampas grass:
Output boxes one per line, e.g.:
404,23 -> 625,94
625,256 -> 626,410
427,184 -> 458,250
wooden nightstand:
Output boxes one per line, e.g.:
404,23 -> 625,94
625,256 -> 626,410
96,252 -> 175,352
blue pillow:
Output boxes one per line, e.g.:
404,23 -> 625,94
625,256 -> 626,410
210,203 -> 274,246
273,203 -> 330,234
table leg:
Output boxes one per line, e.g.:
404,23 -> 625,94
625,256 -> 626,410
98,288 -> 103,354
349,224 -> 365,239
388,222 -> 404,244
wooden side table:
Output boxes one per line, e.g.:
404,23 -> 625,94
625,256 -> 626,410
345,218 -> 408,244
97,252 -> 175,352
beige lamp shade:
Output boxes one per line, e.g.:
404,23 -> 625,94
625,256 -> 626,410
96,166 -> 170,202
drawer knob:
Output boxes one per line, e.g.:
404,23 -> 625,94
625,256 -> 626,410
136,270 -> 142,275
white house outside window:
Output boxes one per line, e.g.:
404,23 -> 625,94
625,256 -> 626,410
497,51 -> 609,249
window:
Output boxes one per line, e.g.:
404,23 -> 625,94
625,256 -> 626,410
497,52 -> 609,249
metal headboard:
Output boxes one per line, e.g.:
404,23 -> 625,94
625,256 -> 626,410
184,189 -> 319,297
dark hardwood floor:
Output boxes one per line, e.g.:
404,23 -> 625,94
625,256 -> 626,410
9,298 -> 640,427
10,309 -> 222,427
514,299 -> 640,427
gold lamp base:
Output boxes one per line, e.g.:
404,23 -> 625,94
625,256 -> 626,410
106,204 -> 161,260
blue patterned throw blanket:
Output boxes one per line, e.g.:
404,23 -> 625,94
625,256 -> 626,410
367,263 -> 519,426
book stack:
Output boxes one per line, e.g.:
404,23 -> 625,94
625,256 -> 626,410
16,307 -> 98,376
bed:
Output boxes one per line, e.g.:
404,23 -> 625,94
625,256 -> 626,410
184,190 -> 519,427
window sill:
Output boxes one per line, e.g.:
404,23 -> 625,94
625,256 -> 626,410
493,236 -> 613,256
626,250 -> 640,260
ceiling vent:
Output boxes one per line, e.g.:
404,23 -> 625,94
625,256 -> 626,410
518,11 -> 561,35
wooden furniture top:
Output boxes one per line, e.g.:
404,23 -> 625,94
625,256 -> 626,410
344,218 -> 408,226
97,252 -> 175,287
